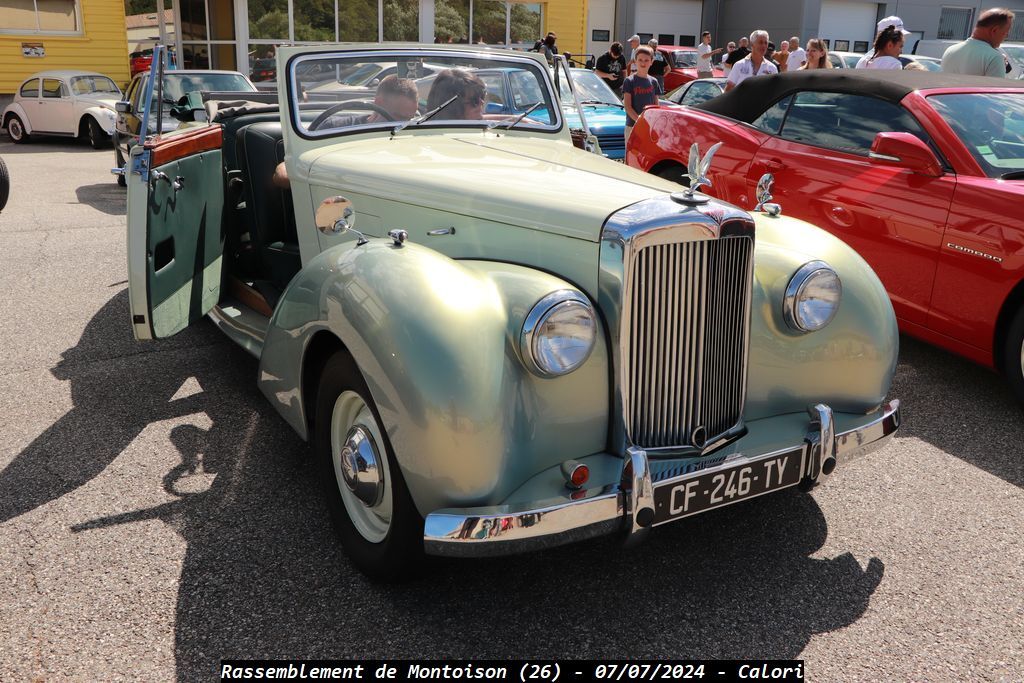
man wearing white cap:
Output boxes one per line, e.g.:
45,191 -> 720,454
942,8 -> 1015,77
626,34 -> 642,74
856,16 -> 910,69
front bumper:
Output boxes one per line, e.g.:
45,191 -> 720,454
423,400 -> 900,557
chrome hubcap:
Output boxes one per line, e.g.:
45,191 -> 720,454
330,390 -> 392,543
338,425 -> 383,507
9,120 -> 22,139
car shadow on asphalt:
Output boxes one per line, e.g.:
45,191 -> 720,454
21,289 -> 886,677
891,334 -> 1024,489
0,137 -> 98,154
75,182 -> 125,215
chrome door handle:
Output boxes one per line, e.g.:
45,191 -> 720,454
427,227 -> 456,236
151,170 -> 184,191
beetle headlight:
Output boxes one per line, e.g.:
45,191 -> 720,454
784,261 -> 842,332
521,290 -> 597,377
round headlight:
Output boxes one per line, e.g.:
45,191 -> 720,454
784,261 -> 842,332
521,290 -> 597,377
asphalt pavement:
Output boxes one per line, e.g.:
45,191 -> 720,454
0,139 -> 1021,682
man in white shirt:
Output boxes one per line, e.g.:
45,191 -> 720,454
625,34 -> 642,74
697,31 -> 723,78
725,30 -> 778,91
942,8 -> 1015,77
788,37 -> 806,69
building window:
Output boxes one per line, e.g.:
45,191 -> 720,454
679,35 -> 695,47
658,33 -> 673,45
937,7 -> 974,40
854,40 -> 869,52
834,39 -> 850,51
0,0 -> 80,34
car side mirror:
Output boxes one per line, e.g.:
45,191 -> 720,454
869,132 -> 942,177
116,100 -> 132,114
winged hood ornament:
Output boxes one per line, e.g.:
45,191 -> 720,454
754,172 -> 782,216
671,142 -> 723,205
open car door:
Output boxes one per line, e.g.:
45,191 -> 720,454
126,48 -> 226,340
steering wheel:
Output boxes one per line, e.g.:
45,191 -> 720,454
309,100 -> 394,131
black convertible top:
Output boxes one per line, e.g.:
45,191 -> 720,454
694,70 -> 1024,123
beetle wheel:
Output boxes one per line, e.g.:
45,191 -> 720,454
0,156 -> 9,212
85,117 -> 107,149
314,350 -> 423,581
7,115 -> 30,144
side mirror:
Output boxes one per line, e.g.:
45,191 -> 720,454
484,102 -> 504,115
869,132 -> 942,177
116,100 -> 132,114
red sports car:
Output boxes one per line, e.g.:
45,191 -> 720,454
657,47 -> 724,91
628,70 -> 1024,399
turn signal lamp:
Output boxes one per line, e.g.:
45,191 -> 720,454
560,460 -> 589,490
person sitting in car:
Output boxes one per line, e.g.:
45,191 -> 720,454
274,75 -> 418,188
425,69 -> 488,119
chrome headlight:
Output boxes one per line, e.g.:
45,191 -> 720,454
520,290 -> 597,377
784,261 -> 842,332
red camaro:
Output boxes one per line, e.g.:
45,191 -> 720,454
657,47 -> 724,91
628,70 -> 1024,399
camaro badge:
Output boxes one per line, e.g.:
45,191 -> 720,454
947,242 -> 1003,263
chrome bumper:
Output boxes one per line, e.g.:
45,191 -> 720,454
423,400 -> 900,557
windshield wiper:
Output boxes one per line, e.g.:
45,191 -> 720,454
488,102 -> 544,131
392,95 -> 459,134
999,170 -> 1024,180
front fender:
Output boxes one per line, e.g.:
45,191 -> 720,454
258,240 -> 609,516
82,106 -> 117,135
2,103 -> 31,133
745,212 -> 899,419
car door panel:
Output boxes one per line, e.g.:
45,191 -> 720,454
754,136 -> 953,324
127,126 -> 226,340
38,79 -> 73,133
928,177 -> 1024,351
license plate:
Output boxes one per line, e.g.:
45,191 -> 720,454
652,447 -> 804,525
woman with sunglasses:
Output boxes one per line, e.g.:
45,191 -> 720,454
426,69 -> 488,119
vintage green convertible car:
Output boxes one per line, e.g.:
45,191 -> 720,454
124,44 -> 901,580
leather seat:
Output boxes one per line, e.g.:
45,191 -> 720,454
234,121 -> 301,288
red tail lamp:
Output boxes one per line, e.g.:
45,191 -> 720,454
560,460 -> 589,490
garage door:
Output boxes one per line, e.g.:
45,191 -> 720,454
819,0 -> 877,52
634,0 -> 702,47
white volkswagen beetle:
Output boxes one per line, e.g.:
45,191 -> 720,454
2,70 -> 122,148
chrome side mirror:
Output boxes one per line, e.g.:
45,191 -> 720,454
116,100 -> 132,114
315,195 -> 367,245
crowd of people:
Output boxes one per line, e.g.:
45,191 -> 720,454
590,7 -> 1016,104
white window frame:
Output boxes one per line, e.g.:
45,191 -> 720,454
0,0 -> 82,35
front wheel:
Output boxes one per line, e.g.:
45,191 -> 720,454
314,350 -> 423,581
114,142 -> 127,187
1002,306 -> 1024,404
0,156 -> 9,212
6,115 -> 30,144
85,117 -> 108,149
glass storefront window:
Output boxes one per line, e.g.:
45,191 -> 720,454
248,0 -> 288,41
435,0 -> 470,43
338,0 -> 378,42
178,0 -> 207,41
294,2 -> 335,41
383,0 -> 419,42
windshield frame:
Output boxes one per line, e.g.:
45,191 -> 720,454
563,68 -> 622,106
287,47 -> 565,141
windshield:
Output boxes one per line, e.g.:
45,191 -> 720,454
843,55 -> 860,68
1002,45 -> 1024,64
159,73 -> 255,102
559,69 -> 621,106
70,75 -> 121,96
291,51 -> 559,136
930,92 -> 1024,178
671,51 -> 697,68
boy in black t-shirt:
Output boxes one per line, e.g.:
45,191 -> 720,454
595,42 -> 627,96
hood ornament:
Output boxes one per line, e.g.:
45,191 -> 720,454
754,173 -> 782,216
670,142 -> 722,205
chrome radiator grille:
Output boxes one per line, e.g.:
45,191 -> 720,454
625,236 -> 753,450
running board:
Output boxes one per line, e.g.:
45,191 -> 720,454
208,298 -> 270,358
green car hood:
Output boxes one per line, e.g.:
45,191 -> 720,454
305,133 -> 675,242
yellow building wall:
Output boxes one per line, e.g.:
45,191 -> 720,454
544,0 -> 587,58
0,0 -> 130,95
